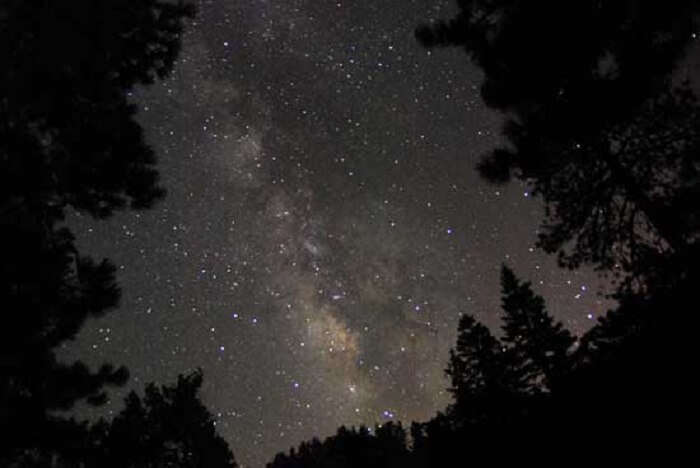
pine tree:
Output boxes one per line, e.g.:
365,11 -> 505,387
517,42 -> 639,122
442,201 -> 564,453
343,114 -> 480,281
93,370 -> 237,468
446,314 -> 504,400
443,312 -> 531,431
499,265 -> 575,393
266,423 -> 409,468
0,1 -> 195,464
416,2 -> 700,287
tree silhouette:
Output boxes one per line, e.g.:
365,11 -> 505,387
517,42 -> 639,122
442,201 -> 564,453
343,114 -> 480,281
1,0 -> 195,220
444,311 -> 532,431
499,265 -> 575,393
267,423 -> 410,468
376,5 -> 700,461
432,267 -> 583,462
262,6 -> 699,464
90,371 -> 236,468
416,2 -> 698,116
0,0 -> 194,464
499,87 -> 700,285
548,274 -> 697,457
416,2 -> 700,285
446,314 -> 505,400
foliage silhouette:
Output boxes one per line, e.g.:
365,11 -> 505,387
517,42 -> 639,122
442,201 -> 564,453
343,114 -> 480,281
264,5 -> 700,466
499,265 -> 575,394
267,422 -> 410,468
1,0 -> 195,220
416,1 -> 698,116
268,268 -> 581,467
413,267 -> 693,464
90,371 -> 237,468
0,0 -> 194,465
413,2 -> 699,460
1,1 -> 694,465
444,313 -> 523,429
262,262 -> 697,466
444,266 -> 573,432
417,1 -> 700,286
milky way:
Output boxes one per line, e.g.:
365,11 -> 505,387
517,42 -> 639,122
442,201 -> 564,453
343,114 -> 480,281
62,1 -> 612,465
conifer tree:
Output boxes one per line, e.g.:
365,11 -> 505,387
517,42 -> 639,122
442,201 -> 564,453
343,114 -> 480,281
92,371 -> 237,468
416,2 -> 700,286
443,313 -> 529,430
446,314 -> 504,401
0,1 -> 194,464
267,422 -> 409,468
499,265 -> 575,393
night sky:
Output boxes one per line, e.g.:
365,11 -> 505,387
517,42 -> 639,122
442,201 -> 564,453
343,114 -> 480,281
61,1 -> 612,466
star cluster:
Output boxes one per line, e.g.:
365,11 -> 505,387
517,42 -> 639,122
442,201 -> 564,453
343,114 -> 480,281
63,1 -> 612,466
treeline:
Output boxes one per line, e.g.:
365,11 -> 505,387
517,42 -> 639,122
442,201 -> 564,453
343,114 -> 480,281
268,1 -> 700,465
1,0 -> 698,467
267,263 -> 696,466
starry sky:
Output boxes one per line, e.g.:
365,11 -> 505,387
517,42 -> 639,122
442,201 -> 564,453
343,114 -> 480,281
61,1 -> 613,466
